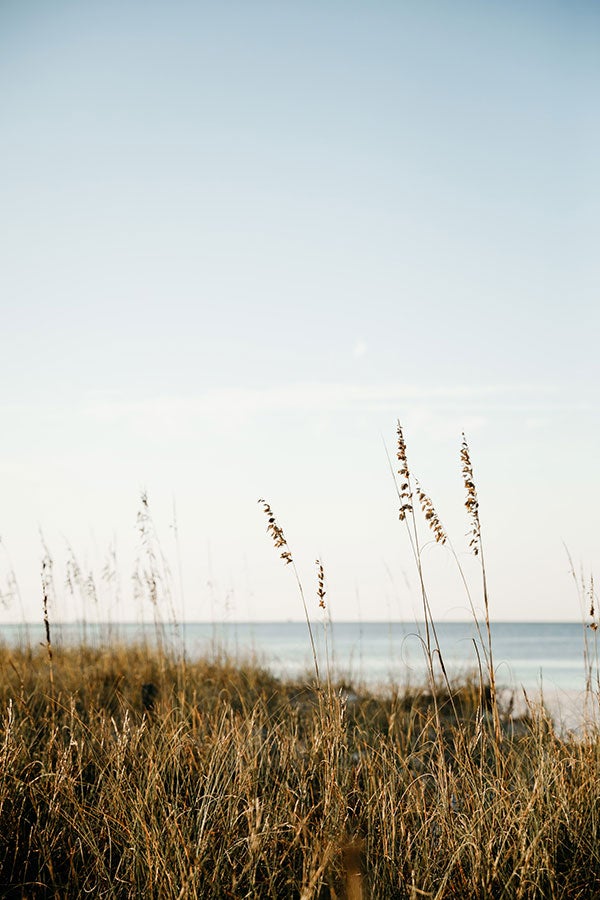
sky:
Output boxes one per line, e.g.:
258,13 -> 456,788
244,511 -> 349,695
0,0 -> 598,624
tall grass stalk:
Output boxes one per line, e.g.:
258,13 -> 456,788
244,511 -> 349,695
259,499 -> 320,684
41,555 -> 55,702
461,433 -> 502,746
386,425 -> 456,725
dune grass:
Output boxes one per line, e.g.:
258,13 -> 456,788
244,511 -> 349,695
1,423 -> 599,897
0,642 -> 599,899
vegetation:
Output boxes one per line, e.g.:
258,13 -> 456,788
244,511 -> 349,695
1,643 -> 599,898
0,423 -> 598,897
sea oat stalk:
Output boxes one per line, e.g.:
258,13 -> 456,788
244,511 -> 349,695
416,480 -> 489,668
41,555 -> 55,701
461,433 -> 502,744
259,500 -> 320,683
315,558 -> 333,690
388,423 -> 457,759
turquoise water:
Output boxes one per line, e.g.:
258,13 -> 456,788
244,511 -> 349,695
4,620 -> 595,693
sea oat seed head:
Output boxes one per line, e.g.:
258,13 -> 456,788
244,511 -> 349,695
396,421 -> 413,521
316,559 -> 326,609
460,434 -> 481,555
416,480 -> 447,545
258,499 -> 293,565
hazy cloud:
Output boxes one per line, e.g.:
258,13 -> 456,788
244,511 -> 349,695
82,382 -> 561,426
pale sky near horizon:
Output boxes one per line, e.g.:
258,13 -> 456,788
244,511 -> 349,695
1,1 -> 598,624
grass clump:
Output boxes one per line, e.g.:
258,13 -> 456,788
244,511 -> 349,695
0,643 -> 599,898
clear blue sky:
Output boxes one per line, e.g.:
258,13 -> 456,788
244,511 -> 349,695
1,1 -> 598,622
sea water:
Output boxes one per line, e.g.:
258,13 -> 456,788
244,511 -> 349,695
4,619 -> 596,689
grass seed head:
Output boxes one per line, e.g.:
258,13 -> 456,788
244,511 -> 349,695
416,481 -> 447,545
258,500 -> 293,565
316,559 -> 326,609
460,433 -> 481,555
588,575 -> 597,629
396,421 -> 413,521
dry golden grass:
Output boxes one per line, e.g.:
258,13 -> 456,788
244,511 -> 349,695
0,642 -> 599,898
0,426 -> 599,897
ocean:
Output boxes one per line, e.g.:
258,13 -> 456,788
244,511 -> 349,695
4,620 -> 598,722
